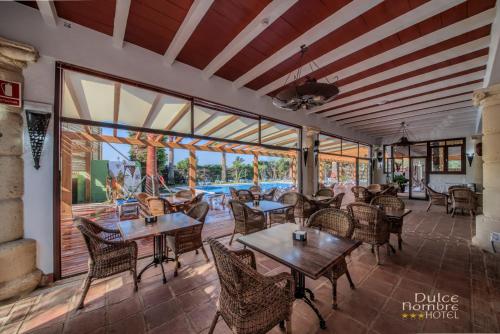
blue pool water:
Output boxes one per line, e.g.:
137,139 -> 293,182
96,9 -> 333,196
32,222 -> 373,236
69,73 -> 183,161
196,182 -> 293,194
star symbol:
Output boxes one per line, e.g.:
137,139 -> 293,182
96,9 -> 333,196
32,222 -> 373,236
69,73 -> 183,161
410,313 -> 417,319
401,313 -> 408,319
419,313 -> 425,320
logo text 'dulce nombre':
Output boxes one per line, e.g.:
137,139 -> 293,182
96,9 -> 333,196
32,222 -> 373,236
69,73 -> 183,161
402,293 -> 460,320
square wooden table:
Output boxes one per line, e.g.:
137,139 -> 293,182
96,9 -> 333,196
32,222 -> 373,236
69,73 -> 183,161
384,208 -> 412,219
117,212 -> 201,283
238,223 -> 361,329
245,200 -> 295,227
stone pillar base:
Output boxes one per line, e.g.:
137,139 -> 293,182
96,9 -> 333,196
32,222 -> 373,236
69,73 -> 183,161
0,269 -> 42,301
472,214 -> 500,252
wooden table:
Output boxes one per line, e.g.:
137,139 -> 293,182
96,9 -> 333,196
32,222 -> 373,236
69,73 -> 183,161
238,223 -> 361,329
305,195 -> 332,202
162,195 -> 192,205
245,200 -> 294,227
117,212 -> 202,283
384,208 -> 412,219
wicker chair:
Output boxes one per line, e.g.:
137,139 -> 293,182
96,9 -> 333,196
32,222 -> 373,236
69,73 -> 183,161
261,187 -> 277,201
294,193 -> 318,225
237,189 -> 254,202
75,217 -> 138,309
422,183 -> 449,213
145,197 -> 167,216
371,195 -> 405,250
136,192 -> 150,217
367,184 -> 382,193
351,186 -> 373,203
249,185 -> 261,193
228,200 -> 267,245
269,192 -> 298,226
175,189 -> 193,199
207,238 -> 294,334
347,203 -> 390,264
307,208 -> 355,309
315,188 -> 334,197
331,192 -> 345,209
229,187 -> 238,199
180,192 -> 205,212
450,188 -> 477,217
166,202 -> 210,276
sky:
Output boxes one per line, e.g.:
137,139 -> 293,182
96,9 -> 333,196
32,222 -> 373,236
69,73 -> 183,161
101,127 -> 278,165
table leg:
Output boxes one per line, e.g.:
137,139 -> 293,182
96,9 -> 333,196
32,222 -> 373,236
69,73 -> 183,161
137,235 -> 172,284
292,269 -> 326,329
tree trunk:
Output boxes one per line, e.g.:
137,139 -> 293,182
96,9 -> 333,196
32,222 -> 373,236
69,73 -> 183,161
221,151 -> 227,182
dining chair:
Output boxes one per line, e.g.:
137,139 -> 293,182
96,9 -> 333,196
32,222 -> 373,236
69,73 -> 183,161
74,217 -> 138,309
347,203 -> 390,264
207,238 -> 294,334
331,192 -> 345,209
165,202 -> 210,276
315,188 -> 334,197
145,197 -> 167,216
422,183 -> 449,213
308,208 -> 355,309
228,200 -> 267,245
261,187 -> 277,201
293,193 -> 318,225
269,192 -> 298,226
229,187 -> 238,200
367,184 -> 382,193
351,186 -> 373,203
249,185 -> 261,193
175,189 -> 193,199
237,189 -> 254,202
371,195 -> 405,250
449,188 -> 477,217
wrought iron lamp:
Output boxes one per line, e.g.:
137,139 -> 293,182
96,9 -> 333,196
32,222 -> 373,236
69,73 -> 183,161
390,122 -> 414,146
272,45 -> 339,111
25,110 -> 51,169
466,153 -> 474,167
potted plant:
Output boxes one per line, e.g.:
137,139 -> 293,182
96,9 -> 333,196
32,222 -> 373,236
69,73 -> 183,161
392,174 -> 409,193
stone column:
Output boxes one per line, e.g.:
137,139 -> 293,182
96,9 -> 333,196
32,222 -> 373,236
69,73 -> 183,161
302,126 -> 320,195
0,36 -> 42,301
472,84 -> 500,251
470,135 -> 483,191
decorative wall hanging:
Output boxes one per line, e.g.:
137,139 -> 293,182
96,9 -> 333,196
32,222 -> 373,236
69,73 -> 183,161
25,109 -> 51,169
466,153 -> 475,167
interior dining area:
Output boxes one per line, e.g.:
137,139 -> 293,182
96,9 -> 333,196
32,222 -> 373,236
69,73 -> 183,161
0,1 -> 499,333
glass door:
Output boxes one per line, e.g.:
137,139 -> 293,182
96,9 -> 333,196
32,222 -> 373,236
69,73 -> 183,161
409,157 -> 427,199
357,159 -> 370,187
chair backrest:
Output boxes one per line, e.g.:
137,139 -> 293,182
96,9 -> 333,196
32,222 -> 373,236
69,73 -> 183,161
191,192 -> 205,205
308,208 -> 354,239
237,189 -> 253,202
207,237 -> 260,299
367,184 -> 382,192
347,202 -> 386,229
331,192 -> 345,209
229,199 -> 247,222
262,187 -> 276,198
371,195 -> 405,210
186,202 -> 209,223
249,185 -> 261,192
277,191 -> 299,206
315,188 -> 334,197
450,188 -> 473,202
422,183 -> 439,197
74,217 -> 105,261
135,192 -> 149,204
229,187 -> 238,199
176,189 -> 193,199
448,184 -> 468,192
146,197 -> 165,216
351,186 -> 368,198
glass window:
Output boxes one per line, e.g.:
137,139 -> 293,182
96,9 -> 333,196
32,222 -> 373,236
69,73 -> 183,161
446,140 -> 464,145
359,144 -> 371,158
342,140 -> 358,157
358,160 -> 370,186
431,147 -> 445,172
447,146 -> 463,172
410,143 -> 427,157
260,120 -> 300,148
319,134 -> 341,154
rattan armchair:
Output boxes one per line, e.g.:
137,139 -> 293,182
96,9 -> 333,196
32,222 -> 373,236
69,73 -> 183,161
75,217 -> 138,309
315,188 -> 334,197
294,193 -> 318,225
331,192 -> 345,209
269,192 -> 298,226
422,183 -> 449,213
347,203 -> 390,264
351,186 -> 373,203
261,187 -> 277,201
229,187 -> 238,199
371,195 -> 405,250
450,188 -> 477,217
166,202 -> 210,276
175,189 -> 193,199
228,200 -> 267,245
207,238 -> 294,334
308,208 -> 355,309
237,189 -> 254,202
249,185 -> 261,193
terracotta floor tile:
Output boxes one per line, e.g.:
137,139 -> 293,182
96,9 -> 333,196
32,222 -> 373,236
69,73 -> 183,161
150,314 -> 195,334
186,300 -> 218,333
140,284 -> 173,309
144,298 -> 183,330
106,296 -> 142,324
323,312 -> 367,334
23,322 -> 64,334
63,309 -> 105,334
106,313 -> 145,334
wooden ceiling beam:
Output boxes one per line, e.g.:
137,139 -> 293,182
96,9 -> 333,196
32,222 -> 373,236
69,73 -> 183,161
154,103 -> 191,142
36,1 -> 58,27
112,0 -> 131,48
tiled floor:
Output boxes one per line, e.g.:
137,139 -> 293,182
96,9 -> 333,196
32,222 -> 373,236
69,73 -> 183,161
1,200 -> 499,333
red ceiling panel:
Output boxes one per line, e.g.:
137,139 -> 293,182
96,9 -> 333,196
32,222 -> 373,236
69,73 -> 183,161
124,0 -> 193,54
245,0 -> 424,91
176,0 -> 271,70
215,0 -> 351,81
54,0 -> 116,36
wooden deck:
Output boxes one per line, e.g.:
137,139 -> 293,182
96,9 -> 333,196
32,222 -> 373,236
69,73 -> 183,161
61,203 -> 234,278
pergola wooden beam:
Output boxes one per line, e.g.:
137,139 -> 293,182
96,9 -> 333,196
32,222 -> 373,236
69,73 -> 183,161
253,153 -> 259,185
203,115 -> 239,137
136,93 -> 163,139
62,131 -> 297,158
64,74 -> 92,133
113,83 -> 121,137
155,103 -> 191,142
261,129 -> 296,143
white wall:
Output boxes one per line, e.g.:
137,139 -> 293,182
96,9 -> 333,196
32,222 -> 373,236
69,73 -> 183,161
0,2 -> 376,275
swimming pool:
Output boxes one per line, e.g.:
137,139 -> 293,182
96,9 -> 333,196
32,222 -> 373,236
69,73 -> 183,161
195,182 -> 293,194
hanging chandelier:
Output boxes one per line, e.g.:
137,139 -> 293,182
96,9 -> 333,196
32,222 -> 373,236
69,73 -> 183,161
391,121 -> 414,146
272,45 -> 339,111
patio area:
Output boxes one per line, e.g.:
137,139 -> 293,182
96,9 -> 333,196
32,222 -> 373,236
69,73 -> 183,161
1,200 -> 499,334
